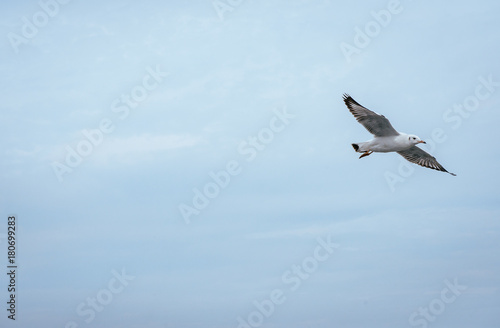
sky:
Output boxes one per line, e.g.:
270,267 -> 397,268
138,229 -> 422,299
1,0 -> 500,327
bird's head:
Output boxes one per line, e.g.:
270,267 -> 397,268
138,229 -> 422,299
408,135 -> 426,145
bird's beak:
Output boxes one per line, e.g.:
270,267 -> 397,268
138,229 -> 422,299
418,140 -> 426,144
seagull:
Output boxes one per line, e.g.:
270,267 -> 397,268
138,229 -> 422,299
343,94 -> 456,176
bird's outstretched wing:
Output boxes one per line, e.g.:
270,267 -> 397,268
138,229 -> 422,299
397,146 -> 456,176
343,93 -> 399,137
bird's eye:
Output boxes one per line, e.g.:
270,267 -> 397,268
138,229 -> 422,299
413,137 -> 415,140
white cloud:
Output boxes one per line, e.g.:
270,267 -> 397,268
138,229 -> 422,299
86,133 -> 205,166
246,207 -> 500,241
104,133 -> 202,154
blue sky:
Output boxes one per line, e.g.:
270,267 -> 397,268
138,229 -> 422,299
1,1 -> 500,327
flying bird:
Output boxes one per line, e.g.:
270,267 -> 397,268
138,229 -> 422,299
343,94 -> 456,176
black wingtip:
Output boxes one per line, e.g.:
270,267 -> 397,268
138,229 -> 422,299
441,168 -> 456,176
351,143 -> 359,151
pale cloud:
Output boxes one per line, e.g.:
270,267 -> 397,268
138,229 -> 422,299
46,133 -> 205,170
247,224 -> 331,240
97,133 -> 204,159
246,207 -> 500,241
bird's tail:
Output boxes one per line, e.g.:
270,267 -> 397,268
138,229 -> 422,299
352,142 -> 369,152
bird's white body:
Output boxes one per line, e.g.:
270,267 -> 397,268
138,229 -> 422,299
354,133 -> 417,153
